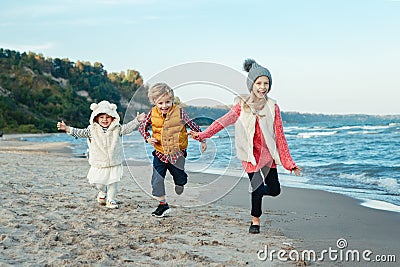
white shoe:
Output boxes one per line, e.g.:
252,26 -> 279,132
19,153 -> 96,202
97,191 -> 106,205
106,199 -> 119,209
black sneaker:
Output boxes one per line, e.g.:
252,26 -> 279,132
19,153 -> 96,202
249,223 -> 260,234
175,185 -> 184,195
152,203 -> 170,217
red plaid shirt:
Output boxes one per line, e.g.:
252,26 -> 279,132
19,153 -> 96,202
138,107 -> 202,164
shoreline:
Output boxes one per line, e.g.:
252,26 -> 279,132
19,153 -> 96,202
193,168 -> 400,214
5,133 -> 400,213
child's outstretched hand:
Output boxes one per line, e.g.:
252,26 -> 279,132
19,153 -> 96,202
188,130 -> 200,141
136,112 -> 146,122
146,137 -> 158,146
290,166 -> 302,176
201,141 -> 207,153
57,121 -> 69,133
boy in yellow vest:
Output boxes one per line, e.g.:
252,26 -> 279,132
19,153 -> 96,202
139,83 -> 207,217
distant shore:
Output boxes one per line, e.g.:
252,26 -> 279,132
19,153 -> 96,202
0,136 -> 399,266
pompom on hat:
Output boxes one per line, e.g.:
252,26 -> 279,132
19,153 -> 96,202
89,100 -> 120,124
243,59 -> 272,92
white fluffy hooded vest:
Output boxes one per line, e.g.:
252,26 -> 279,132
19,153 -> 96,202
88,101 -> 123,168
235,96 -> 282,166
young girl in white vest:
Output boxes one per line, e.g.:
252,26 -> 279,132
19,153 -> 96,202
191,59 -> 301,234
57,100 -> 145,209
139,83 -> 207,217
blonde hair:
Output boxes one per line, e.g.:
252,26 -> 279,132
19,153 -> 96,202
148,82 -> 174,105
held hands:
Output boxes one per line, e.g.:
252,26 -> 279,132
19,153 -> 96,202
290,166 -> 302,176
57,121 -> 69,133
146,135 -> 206,153
188,130 -> 206,153
188,130 -> 200,141
136,112 -> 146,122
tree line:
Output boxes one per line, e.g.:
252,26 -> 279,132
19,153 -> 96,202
0,48 -> 143,133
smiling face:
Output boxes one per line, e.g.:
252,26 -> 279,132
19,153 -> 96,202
95,113 -> 114,128
154,93 -> 174,114
252,76 -> 270,99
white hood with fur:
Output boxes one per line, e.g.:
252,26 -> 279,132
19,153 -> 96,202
89,100 -> 120,124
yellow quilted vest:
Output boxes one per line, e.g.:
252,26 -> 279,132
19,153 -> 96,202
151,104 -> 188,155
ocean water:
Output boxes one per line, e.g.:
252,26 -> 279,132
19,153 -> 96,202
23,117 -> 400,212
281,121 -> 400,211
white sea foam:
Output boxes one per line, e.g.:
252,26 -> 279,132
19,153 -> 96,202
339,173 -> 368,180
346,131 -> 362,135
285,124 -> 394,136
360,199 -> 400,213
339,173 -> 400,195
278,173 -> 310,186
284,126 -> 304,131
307,124 -> 392,132
361,125 -> 390,130
377,178 -> 400,195
335,125 -> 362,130
345,130 -> 380,135
297,131 -> 337,138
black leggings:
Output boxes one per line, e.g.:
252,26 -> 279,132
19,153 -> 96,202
248,167 -> 281,218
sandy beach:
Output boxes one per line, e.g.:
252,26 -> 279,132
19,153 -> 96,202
0,135 -> 399,266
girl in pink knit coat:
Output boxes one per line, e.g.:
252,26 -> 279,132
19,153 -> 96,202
191,59 -> 301,234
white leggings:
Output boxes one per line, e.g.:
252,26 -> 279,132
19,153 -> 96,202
96,182 -> 119,201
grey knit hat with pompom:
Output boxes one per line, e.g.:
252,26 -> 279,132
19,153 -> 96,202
243,59 -> 272,92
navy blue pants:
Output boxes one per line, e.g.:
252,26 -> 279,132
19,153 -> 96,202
151,151 -> 188,197
248,167 -> 281,217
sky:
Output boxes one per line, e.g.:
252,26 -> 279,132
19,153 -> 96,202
1,0 -> 399,115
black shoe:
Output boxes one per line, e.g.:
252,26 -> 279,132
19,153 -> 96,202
175,185 -> 184,195
249,223 -> 260,234
152,203 -> 170,217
